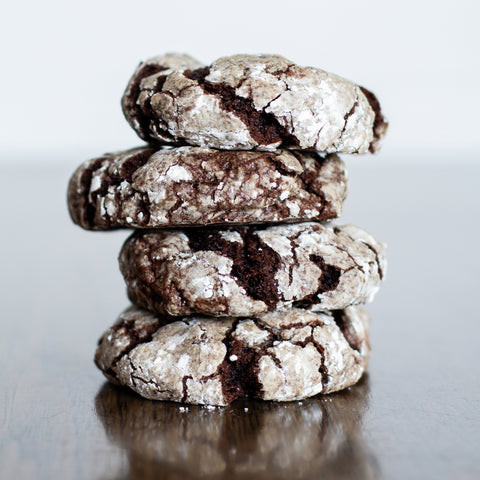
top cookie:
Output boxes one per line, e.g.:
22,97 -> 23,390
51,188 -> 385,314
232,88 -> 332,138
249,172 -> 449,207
122,53 -> 388,154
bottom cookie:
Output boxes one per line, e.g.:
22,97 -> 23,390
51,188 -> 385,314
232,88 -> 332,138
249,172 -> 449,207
95,306 -> 370,405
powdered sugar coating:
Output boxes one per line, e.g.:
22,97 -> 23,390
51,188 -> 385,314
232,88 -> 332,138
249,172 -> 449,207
95,306 -> 370,405
119,222 -> 386,317
122,53 -> 388,154
67,146 -> 347,230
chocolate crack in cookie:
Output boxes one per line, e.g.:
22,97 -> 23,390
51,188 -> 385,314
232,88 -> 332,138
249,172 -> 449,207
95,306 -> 370,405
119,222 -> 386,317
122,53 -> 388,153
67,146 -> 348,230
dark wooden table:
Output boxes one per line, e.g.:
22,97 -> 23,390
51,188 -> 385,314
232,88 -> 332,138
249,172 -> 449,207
1,158 -> 479,479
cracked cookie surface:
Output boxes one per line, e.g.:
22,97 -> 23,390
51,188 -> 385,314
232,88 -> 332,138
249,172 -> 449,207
122,53 -> 388,154
95,305 -> 370,405
67,146 -> 347,230
119,222 -> 386,317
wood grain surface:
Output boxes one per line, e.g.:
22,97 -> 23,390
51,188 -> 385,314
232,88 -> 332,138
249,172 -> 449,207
1,162 -> 479,479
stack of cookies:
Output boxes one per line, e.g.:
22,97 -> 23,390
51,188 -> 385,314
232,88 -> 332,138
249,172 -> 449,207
68,54 -> 388,406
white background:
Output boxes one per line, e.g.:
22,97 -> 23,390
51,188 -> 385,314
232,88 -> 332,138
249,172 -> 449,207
0,0 -> 478,167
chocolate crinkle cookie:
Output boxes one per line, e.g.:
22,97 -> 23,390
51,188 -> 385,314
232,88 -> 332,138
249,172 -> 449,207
119,222 -> 386,317
66,50 -> 390,405
122,53 -> 388,154
95,305 -> 370,406
67,146 -> 347,230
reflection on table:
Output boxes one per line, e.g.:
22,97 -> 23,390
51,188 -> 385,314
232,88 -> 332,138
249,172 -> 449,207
95,375 -> 378,479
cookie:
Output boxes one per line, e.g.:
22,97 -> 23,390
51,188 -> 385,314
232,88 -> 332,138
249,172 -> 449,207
67,146 -> 347,230
95,305 -> 370,405
119,222 -> 386,317
122,53 -> 387,154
